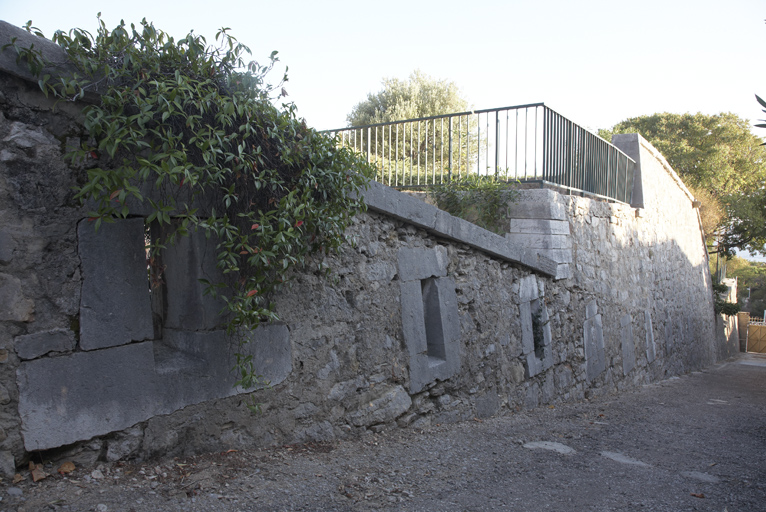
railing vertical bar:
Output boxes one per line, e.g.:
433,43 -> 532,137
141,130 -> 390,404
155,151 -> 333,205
395,124 -> 399,187
387,124 -> 392,186
534,106 -> 538,177
417,121 -> 421,186
477,113 -> 481,175
433,119 -> 437,184
542,107 -> 548,179
495,111 -> 500,178
448,117 -> 453,181
440,118 -> 445,183
408,123 -> 412,186
515,109 -> 519,179
505,109 -> 509,180
423,119 -> 429,185
457,116 -> 463,178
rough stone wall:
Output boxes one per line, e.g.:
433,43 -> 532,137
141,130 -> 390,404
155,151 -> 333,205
0,22 -> 737,473
0,69 -> 87,474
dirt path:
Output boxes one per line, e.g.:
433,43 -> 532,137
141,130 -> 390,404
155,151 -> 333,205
3,353 -> 766,511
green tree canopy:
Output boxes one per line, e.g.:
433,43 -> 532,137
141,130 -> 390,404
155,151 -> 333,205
347,70 -> 470,126
600,112 -> 766,255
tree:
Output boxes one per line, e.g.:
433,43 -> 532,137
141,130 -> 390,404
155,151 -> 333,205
345,71 -> 478,184
347,70 -> 470,126
600,112 -> 766,255
723,255 -> 766,314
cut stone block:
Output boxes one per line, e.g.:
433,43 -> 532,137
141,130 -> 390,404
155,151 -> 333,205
518,275 -> 539,303
508,198 -> 567,221
621,314 -> 636,375
584,314 -> 606,381
17,324 -> 292,451
645,311 -> 656,363
519,301 -> 535,355
509,219 -> 570,235
161,228 -> 227,331
586,299 -> 598,320
14,328 -> 75,360
505,233 -> 572,250
522,298 -> 553,378
397,246 -> 448,282
239,323 -> 293,388
664,310 -> 673,355
17,342 -> 158,451
78,218 -> 153,350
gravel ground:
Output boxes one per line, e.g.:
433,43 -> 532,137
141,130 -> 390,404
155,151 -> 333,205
3,353 -> 766,512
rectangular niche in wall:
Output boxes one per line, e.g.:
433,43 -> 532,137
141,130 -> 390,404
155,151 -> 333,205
519,275 -> 553,378
422,278 -> 447,364
399,247 -> 460,393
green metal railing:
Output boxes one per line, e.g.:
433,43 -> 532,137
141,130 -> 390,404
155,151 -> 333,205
323,103 -> 635,204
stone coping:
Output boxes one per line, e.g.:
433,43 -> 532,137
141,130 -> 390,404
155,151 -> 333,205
361,180 -> 557,277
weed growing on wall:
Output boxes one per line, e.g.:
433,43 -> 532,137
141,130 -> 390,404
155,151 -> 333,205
427,174 -> 517,234
6,17 -> 374,393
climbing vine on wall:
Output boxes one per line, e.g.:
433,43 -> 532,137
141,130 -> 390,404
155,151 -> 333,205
7,17 -> 374,393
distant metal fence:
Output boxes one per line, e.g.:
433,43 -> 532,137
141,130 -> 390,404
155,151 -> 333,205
323,103 -> 636,203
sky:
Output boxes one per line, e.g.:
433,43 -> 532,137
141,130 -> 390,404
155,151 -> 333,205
3,0 -> 765,134
4,0 -> 766,261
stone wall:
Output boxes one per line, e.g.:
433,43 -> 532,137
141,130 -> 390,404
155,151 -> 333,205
0,21 -> 738,473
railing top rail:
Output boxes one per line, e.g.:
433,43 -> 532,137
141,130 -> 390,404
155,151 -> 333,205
542,105 -> 637,165
320,102 -> 547,133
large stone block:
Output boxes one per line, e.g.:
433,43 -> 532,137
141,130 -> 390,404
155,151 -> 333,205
397,246 -> 448,282
522,298 -> 553,378
17,342 -> 158,451
78,218 -> 153,350
153,330 -> 233,408
508,197 -> 567,221
584,314 -> 606,381
400,280 -> 430,393
621,314 -> 636,375
15,328 -> 75,360
160,228 -> 227,331
509,218 -> 570,235
17,324 -> 291,451
363,180 -> 437,230
518,275 -> 539,303
586,299 -> 598,320
505,233 -> 572,250
239,323 -> 292,388
645,311 -> 656,363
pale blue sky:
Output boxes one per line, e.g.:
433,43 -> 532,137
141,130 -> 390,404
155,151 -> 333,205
3,0 -> 765,134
